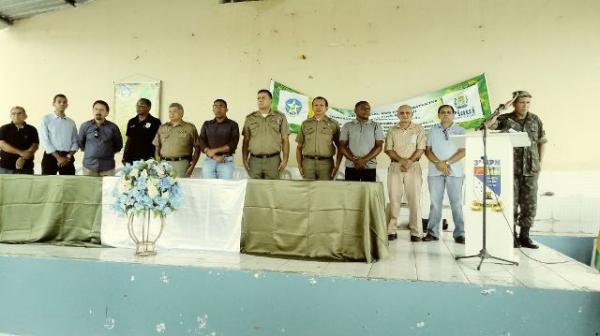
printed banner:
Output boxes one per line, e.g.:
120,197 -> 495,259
471,159 -> 503,212
270,74 -> 491,134
113,81 -> 162,139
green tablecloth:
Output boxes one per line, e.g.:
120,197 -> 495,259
241,180 -> 389,262
0,175 -> 101,245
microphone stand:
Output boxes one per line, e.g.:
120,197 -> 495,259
455,112 -> 519,271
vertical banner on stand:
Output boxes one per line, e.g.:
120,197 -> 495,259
114,81 -> 162,139
270,74 -> 491,134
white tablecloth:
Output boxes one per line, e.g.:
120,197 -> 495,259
101,177 -> 247,252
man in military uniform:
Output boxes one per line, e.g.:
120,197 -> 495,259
384,105 -> 426,242
241,89 -> 290,179
486,91 -> 547,249
153,103 -> 201,178
296,96 -> 342,180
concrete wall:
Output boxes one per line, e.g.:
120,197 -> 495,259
0,255 -> 598,335
1,0 -> 599,171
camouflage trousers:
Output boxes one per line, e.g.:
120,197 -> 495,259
514,174 -> 539,228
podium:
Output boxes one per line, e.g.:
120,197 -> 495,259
451,131 -> 531,262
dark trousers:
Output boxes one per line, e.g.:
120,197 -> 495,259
41,152 -> 75,175
514,174 -> 539,228
344,167 -> 377,182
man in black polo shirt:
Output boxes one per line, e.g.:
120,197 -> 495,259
0,106 -> 39,174
122,98 -> 161,165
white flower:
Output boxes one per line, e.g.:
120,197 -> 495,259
140,169 -> 148,177
130,168 -> 139,177
118,179 -> 132,193
148,184 -> 159,199
156,166 -> 165,176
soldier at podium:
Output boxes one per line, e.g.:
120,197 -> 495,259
485,91 -> 547,249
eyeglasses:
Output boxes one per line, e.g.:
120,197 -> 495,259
442,128 -> 449,141
93,127 -> 100,138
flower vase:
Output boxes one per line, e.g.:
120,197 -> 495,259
127,210 -> 165,256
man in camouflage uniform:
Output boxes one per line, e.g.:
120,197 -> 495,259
296,96 -> 342,180
486,91 -> 547,249
242,89 -> 290,179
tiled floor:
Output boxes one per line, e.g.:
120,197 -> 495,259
0,231 -> 598,292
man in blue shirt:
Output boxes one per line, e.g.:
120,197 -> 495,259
423,105 -> 466,244
40,94 -> 78,175
78,100 -> 123,176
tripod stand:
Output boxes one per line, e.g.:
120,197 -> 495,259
455,123 -> 519,271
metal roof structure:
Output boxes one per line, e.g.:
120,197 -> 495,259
0,0 -> 92,28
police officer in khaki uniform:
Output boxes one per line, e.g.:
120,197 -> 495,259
242,89 -> 290,179
296,96 -> 342,180
153,103 -> 201,178
385,105 -> 426,242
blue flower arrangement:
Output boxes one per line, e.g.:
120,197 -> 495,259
112,159 -> 182,217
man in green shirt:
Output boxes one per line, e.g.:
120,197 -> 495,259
242,89 -> 290,179
296,96 -> 342,180
486,91 -> 547,249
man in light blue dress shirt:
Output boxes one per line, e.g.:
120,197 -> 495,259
40,94 -> 79,175
423,105 -> 466,244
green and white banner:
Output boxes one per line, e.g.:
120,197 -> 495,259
270,73 -> 492,134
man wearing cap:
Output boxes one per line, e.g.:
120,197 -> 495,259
153,103 -> 201,178
485,91 -> 547,249
384,105 -> 426,242
296,96 -> 342,180
0,106 -> 39,174
241,89 -> 290,179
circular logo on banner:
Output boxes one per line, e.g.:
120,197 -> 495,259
454,95 -> 469,109
285,98 -> 302,116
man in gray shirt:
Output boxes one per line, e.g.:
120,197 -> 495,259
40,94 -> 78,175
78,100 -> 123,176
339,101 -> 384,181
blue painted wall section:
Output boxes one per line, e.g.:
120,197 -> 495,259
0,256 -> 598,336
534,235 -> 595,265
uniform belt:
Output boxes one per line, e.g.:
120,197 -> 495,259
303,155 -> 332,161
161,156 -> 191,161
250,152 -> 279,159
392,158 -> 420,163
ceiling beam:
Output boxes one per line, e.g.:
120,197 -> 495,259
64,0 -> 77,7
0,12 -> 13,25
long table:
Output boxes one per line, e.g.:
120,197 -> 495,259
0,175 -> 388,262
242,180 -> 388,262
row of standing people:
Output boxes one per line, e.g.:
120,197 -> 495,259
0,89 -> 545,247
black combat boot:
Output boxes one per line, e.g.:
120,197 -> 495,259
513,231 -> 521,248
519,227 -> 539,249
